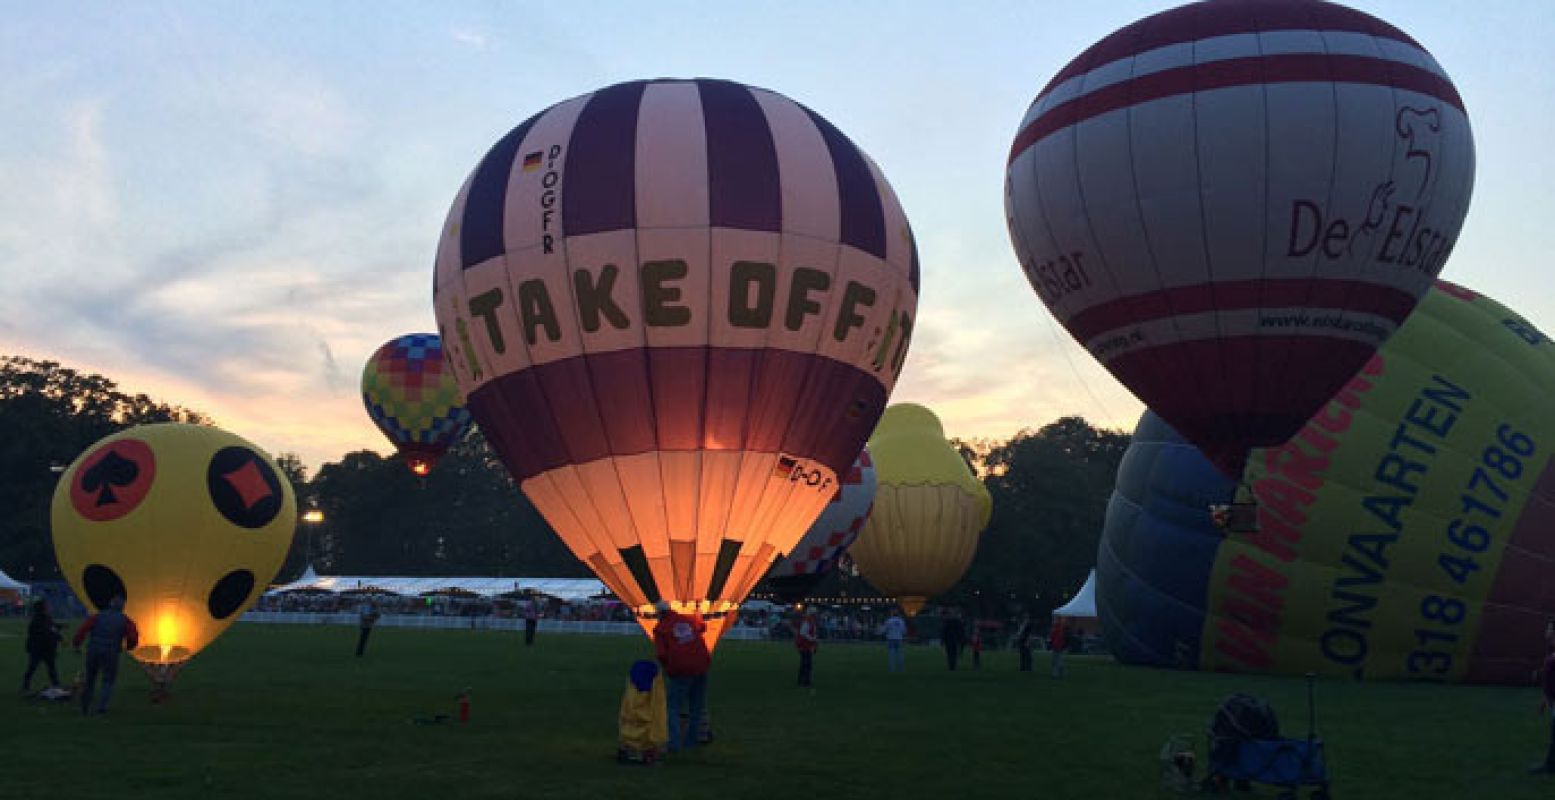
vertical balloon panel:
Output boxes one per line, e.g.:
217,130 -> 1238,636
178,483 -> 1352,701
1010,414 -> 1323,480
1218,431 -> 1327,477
434,79 -> 917,649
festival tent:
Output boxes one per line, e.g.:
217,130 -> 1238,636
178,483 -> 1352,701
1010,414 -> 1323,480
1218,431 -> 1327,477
268,572 -> 608,603
0,568 -> 29,605
1053,570 -> 1099,635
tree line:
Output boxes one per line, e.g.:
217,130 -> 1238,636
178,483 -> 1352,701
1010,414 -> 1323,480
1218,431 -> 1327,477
0,356 -> 1129,616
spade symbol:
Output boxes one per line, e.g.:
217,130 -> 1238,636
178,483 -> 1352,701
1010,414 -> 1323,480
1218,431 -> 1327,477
81,451 -> 140,508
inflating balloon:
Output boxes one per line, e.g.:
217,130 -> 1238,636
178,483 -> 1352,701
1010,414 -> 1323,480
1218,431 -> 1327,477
1005,0 -> 1476,477
51,423 -> 296,689
432,78 -> 919,648
361,333 -> 472,476
1098,282 -> 1554,683
764,446 -> 877,604
848,404 -> 991,616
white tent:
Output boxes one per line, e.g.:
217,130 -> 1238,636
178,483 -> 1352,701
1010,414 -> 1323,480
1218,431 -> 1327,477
0,568 -> 29,596
268,572 -> 609,602
1053,569 -> 1097,619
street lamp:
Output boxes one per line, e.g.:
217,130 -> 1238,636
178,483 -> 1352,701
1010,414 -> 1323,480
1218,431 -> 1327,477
300,509 -> 325,570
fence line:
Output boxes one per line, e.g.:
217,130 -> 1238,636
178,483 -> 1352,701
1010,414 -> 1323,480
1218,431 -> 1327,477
239,612 -> 769,640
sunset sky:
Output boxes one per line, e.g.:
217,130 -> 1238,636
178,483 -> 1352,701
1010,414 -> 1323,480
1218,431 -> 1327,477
2,1 -> 1550,472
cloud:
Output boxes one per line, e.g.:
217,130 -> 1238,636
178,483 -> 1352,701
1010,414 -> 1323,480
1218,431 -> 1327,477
450,26 -> 489,49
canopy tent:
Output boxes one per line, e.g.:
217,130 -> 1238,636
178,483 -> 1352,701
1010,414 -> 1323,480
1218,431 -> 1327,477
268,572 -> 609,603
1053,570 -> 1097,619
0,568 -> 28,592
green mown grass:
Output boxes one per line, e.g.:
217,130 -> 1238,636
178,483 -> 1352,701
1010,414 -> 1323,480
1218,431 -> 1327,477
2,620 -> 1548,799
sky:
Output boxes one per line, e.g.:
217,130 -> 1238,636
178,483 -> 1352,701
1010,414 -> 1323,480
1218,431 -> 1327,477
1,1 -> 1551,473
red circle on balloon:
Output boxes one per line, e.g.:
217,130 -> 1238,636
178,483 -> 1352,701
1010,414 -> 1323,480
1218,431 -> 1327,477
69,439 -> 156,522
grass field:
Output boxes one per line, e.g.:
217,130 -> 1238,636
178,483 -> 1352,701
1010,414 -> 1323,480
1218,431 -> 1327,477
3,619 -> 1551,799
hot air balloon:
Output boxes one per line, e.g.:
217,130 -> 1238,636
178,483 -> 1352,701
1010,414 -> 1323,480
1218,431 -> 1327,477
848,404 -> 991,616
1098,282 -> 1555,683
1005,0 -> 1476,477
431,78 -> 919,649
764,446 -> 877,604
51,423 -> 296,692
361,333 -> 473,476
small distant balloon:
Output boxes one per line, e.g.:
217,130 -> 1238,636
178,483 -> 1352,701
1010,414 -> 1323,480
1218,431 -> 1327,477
361,333 -> 473,476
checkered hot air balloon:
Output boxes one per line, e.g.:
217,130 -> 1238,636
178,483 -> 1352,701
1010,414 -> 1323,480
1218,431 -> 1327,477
361,333 -> 473,476
1005,0 -> 1475,478
432,78 -> 919,649
764,446 -> 877,605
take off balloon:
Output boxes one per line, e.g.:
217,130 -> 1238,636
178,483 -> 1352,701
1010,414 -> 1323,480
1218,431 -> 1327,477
1005,0 -> 1475,477
764,446 -> 877,604
51,423 -> 296,686
361,333 -> 473,476
848,404 -> 991,616
432,78 -> 919,648
1098,282 -> 1555,683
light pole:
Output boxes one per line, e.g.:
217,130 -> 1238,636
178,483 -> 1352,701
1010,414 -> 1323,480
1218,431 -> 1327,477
300,508 -> 325,574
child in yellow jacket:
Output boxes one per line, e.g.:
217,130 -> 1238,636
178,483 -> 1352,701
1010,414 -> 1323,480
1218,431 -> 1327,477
618,659 -> 668,764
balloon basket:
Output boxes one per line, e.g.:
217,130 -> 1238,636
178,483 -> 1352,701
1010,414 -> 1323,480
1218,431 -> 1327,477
135,648 -> 192,704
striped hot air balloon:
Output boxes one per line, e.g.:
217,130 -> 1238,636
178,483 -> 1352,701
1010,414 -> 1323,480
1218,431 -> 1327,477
1005,0 -> 1476,477
432,78 -> 919,649
361,333 -> 473,476
764,446 -> 877,605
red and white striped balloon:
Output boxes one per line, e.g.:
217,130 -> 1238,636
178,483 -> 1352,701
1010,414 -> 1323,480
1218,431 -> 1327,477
1005,0 -> 1475,477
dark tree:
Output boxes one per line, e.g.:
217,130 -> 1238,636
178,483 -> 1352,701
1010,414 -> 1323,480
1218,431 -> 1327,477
0,356 -> 210,581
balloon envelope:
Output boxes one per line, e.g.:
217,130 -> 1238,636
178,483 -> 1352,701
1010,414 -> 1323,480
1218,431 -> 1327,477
361,333 -> 472,475
765,446 -> 877,604
1099,282 -> 1555,683
51,423 -> 296,677
849,404 -> 990,616
1005,0 -> 1476,476
431,78 -> 919,648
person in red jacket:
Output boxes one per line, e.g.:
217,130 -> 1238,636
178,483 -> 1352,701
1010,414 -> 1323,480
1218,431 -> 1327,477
652,603 -> 710,753
72,595 -> 139,716
794,608 -> 819,688
1048,617 -> 1068,680
1532,618 -> 1555,774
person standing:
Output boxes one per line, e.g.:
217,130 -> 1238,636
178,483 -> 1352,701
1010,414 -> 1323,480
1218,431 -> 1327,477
653,603 -> 711,754
524,599 -> 539,646
970,625 -> 984,670
356,599 -> 380,657
1013,613 -> 1034,673
795,608 -> 819,688
1532,618 -> 1555,774
1049,617 -> 1069,679
71,596 -> 138,715
941,608 -> 966,671
881,610 -> 907,673
21,599 -> 64,694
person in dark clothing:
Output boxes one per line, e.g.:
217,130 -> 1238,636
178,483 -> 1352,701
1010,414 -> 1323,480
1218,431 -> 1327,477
356,600 -> 380,657
653,604 -> 711,754
22,598 -> 64,694
1013,613 -> 1034,673
72,596 -> 139,715
1532,619 -> 1555,774
523,600 -> 539,646
794,609 -> 819,688
940,609 -> 966,671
